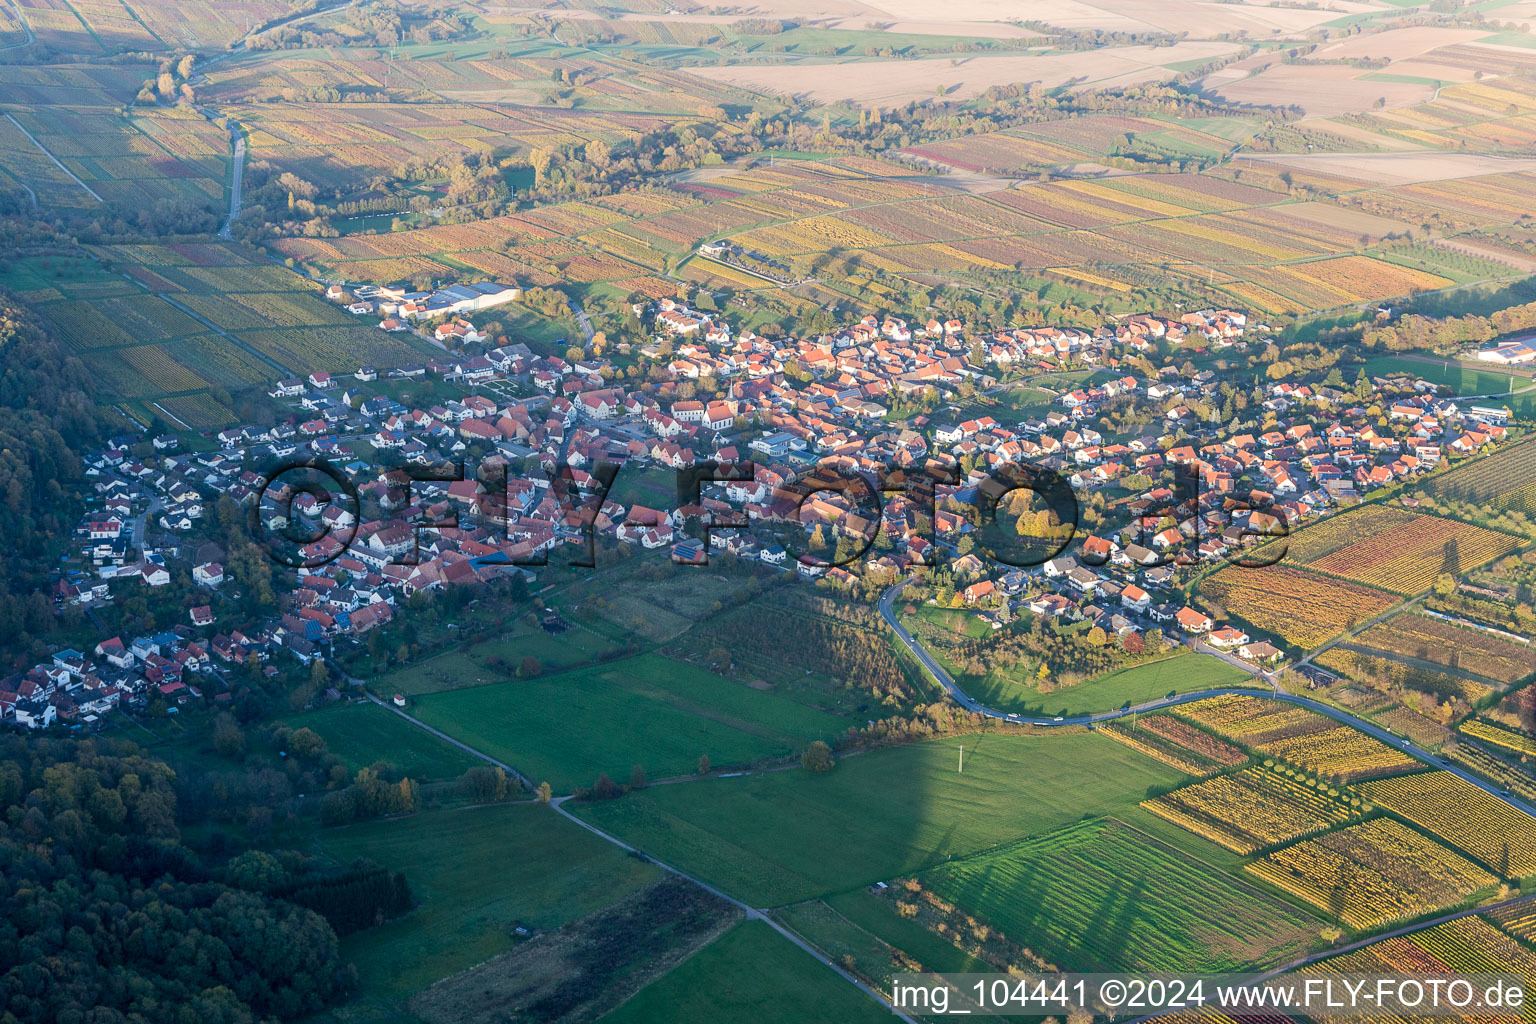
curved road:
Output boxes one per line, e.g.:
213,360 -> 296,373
878,576 -> 1536,818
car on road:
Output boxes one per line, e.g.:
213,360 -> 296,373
1054,716 -> 1064,722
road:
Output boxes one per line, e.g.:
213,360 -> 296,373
572,302 -> 595,343
877,576 -> 1536,818
0,0 -> 33,52
219,126 -> 245,238
364,691 -> 534,789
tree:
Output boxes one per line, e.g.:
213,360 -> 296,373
517,656 -> 542,678
801,740 -> 835,773
536,781 -> 552,803
591,773 -> 621,799
288,726 -> 325,760
697,754 -> 711,775
630,764 -> 647,790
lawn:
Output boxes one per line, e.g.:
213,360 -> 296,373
779,892 -> 992,989
372,622 -> 622,696
317,803 -> 659,1006
1364,356 -> 1536,416
602,920 -> 890,1024
410,652 -> 852,791
958,650 -> 1258,717
1031,653 -> 1257,714
283,701 -> 480,780
574,731 -> 1188,907
916,817 -> 1320,973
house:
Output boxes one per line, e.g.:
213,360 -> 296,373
193,562 -> 224,587
1238,640 -> 1283,663
1207,626 -> 1250,649
189,606 -> 215,627
1175,607 -> 1213,634
1120,584 -> 1151,612
962,580 -> 996,605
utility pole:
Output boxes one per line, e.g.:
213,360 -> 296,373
958,743 -> 963,774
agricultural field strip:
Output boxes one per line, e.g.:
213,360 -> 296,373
295,158 -> 1536,297
545,793 -> 909,1018
132,281 -> 296,377
2,111 -> 101,201
372,635 -> 1536,990
880,580 -> 1536,816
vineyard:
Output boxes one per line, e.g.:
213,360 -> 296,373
1175,696 -> 1420,781
1245,819 -> 1496,929
915,818 -> 1316,973
1306,513 -> 1520,596
1142,764 -> 1362,854
1261,725 -> 1422,782
1359,772 -> 1536,878
1350,613 -> 1536,685
1448,744 -> 1536,802
1281,505 -> 1520,595
20,241 -> 433,427
1170,696 -> 1307,741
1197,566 -> 1396,649
1309,915 -> 1536,1024
1099,714 -> 1247,777
1460,719 -> 1536,757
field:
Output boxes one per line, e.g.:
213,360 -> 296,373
1426,437 -> 1536,507
1197,565 -> 1398,649
1359,772 -> 1536,878
959,650 -> 1257,717
682,42 -> 1242,106
266,124 -> 1536,319
0,70 -> 228,213
1281,505 -> 1521,595
371,623 -> 622,696
1245,818 -> 1496,930
1309,915 -> 1536,1014
1175,695 -> 1421,781
15,242 -> 435,428
1143,764 -> 1362,855
283,702 -> 480,780
1351,613 -> 1536,685
910,818 -> 1319,973
1100,713 -> 1248,777
602,920 -> 890,1024
1462,719 -> 1536,757
408,652 -> 852,792
316,803 -> 660,1005
573,732 -> 1187,908
1448,743 -> 1536,802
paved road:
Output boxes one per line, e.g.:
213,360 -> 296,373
219,127 -> 245,238
878,577 -> 1536,818
0,0 -> 33,51
572,302 -> 595,343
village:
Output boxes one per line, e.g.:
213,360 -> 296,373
8,285 -> 1518,732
